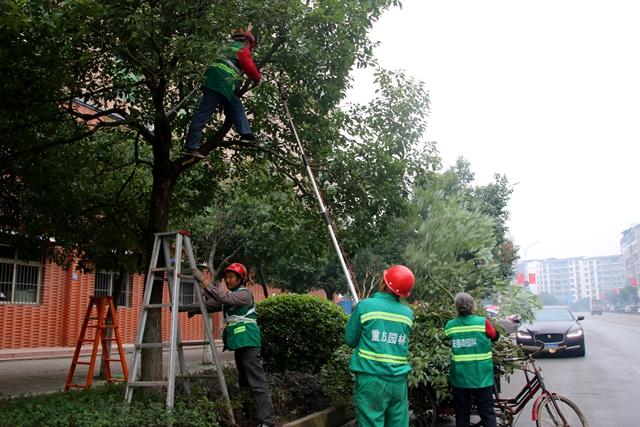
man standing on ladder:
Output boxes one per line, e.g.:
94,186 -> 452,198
183,26 -> 261,158
345,265 -> 416,427
190,263 -> 275,427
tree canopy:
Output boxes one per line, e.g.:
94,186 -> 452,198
1,0 -> 410,379
0,0 -> 536,386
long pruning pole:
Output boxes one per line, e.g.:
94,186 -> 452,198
277,84 -> 359,304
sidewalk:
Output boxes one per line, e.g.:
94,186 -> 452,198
0,342 -> 231,398
0,344 -> 137,361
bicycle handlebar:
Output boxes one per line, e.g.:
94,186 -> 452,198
501,344 -> 569,363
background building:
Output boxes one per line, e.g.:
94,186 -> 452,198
516,255 -> 627,303
620,224 -> 640,286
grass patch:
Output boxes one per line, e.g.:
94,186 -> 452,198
0,368 -> 332,427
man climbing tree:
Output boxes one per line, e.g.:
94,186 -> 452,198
183,26 -> 261,158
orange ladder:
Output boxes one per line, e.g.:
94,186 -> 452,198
65,296 -> 129,390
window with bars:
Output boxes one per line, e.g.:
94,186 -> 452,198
94,271 -> 134,308
148,274 -> 197,306
179,278 -> 197,305
0,244 -> 44,305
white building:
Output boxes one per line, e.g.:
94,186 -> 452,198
517,255 -> 626,302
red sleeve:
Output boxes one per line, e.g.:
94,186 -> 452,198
236,47 -> 261,82
485,318 -> 498,340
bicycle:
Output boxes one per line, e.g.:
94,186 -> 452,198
410,345 -> 589,427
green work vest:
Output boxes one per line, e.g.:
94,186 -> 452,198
345,292 -> 414,377
202,41 -> 244,101
444,315 -> 493,388
222,287 -> 261,350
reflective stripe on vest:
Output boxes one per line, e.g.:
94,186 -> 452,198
451,351 -> 492,362
444,325 -> 486,336
224,307 -> 256,324
234,325 -> 247,334
212,61 -> 239,78
358,348 -> 408,364
222,58 -> 241,74
361,311 -> 413,327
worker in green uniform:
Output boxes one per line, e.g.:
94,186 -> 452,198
345,265 -> 416,427
190,262 -> 275,427
444,292 -> 499,427
183,26 -> 261,158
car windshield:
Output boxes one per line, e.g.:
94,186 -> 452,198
535,308 -> 574,321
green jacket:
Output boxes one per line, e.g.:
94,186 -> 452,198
222,287 -> 261,350
444,315 -> 493,388
202,41 -> 245,101
345,292 -> 414,377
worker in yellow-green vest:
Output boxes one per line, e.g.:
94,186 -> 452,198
190,262 -> 275,427
345,265 -> 416,427
445,292 -> 499,427
183,26 -> 261,158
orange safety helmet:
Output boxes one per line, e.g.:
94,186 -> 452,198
383,265 -> 415,298
224,262 -> 248,280
231,26 -> 257,50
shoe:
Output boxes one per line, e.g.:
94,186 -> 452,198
183,149 -> 205,159
239,133 -> 258,143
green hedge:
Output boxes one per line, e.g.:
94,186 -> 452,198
257,294 -> 347,373
319,345 -> 354,412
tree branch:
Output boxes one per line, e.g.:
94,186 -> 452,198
9,127 -> 102,159
212,244 -> 244,282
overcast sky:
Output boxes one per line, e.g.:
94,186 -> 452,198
348,0 -> 640,260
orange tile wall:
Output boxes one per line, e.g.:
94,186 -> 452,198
0,262 -> 330,350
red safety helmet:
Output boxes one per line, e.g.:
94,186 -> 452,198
224,262 -> 248,280
231,27 -> 257,50
383,265 -> 415,298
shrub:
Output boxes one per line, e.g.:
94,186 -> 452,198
268,371 -> 330,420
408,302 -> 455,403
0,383 -> 221,427
257,294 -> 347,372
319,345 -> 354,411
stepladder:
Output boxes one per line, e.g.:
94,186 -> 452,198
124,230 -> 235,424
65,296 -> 128,390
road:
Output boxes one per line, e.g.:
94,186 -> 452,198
501,312 -> 640,426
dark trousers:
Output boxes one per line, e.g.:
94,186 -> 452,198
234,346 -> 275,426
452,385 -> 497,427
185,86 -> 251,150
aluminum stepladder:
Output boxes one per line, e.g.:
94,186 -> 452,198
124,230 -> 235,424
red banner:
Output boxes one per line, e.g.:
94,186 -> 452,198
528,273 -> 536,284
516,273 -> 525,284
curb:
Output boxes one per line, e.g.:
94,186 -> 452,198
0,346 -> 134,362
282,407 -> 352,427
0,340 -> 224,362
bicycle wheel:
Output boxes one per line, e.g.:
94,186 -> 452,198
536,395 -> 588,427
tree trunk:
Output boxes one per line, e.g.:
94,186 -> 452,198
323,286 -> 335,301
141,155 -> 176,381
257,270 -> 269,299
